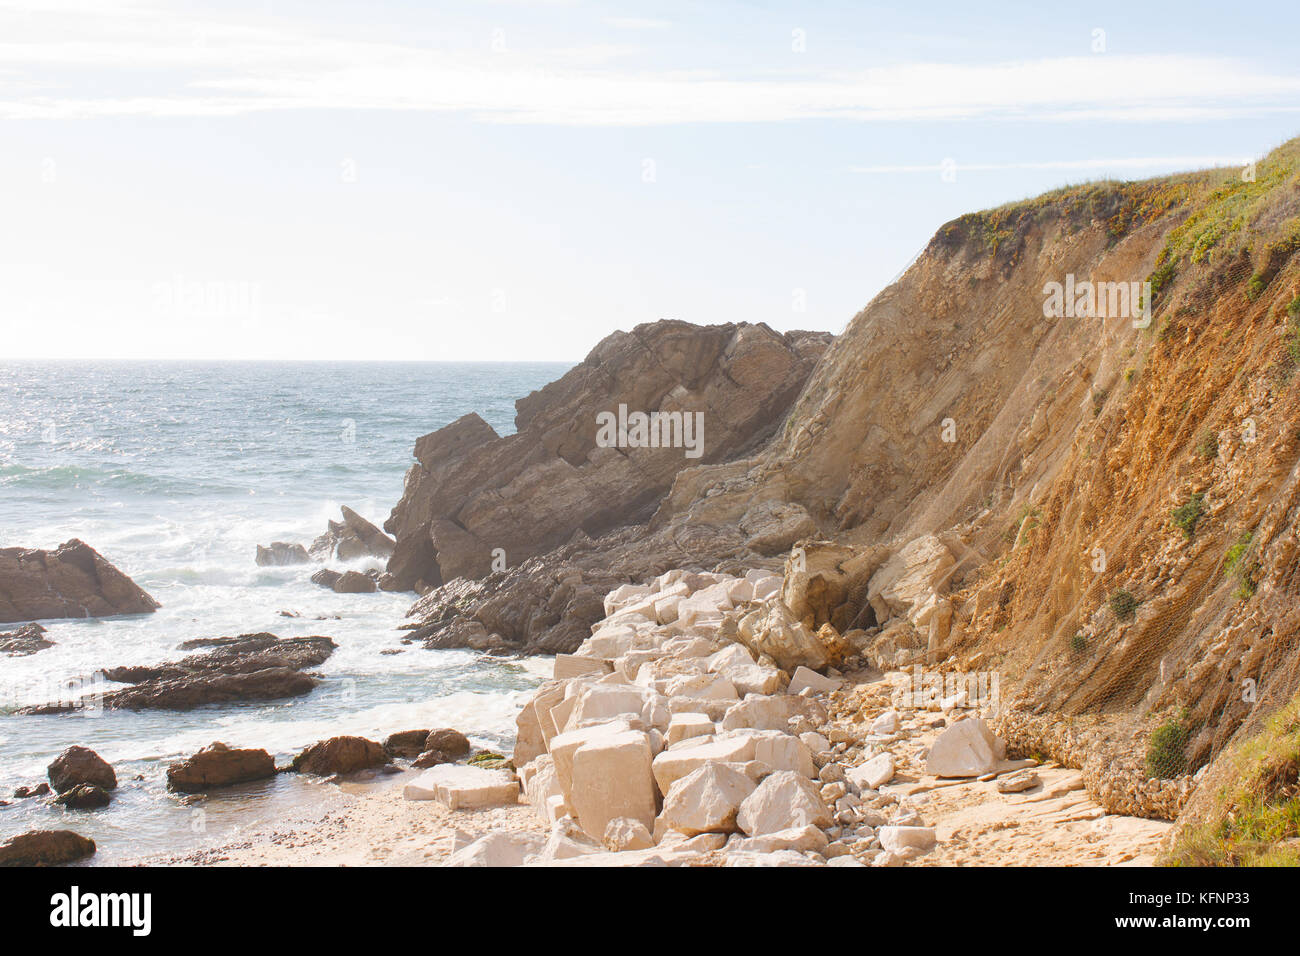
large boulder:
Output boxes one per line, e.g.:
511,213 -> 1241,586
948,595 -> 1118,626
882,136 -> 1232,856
925,718 -> 1006,778
166,742 -> 277,792
736,770 -> 831,836
425,728 -> 471,757
568,729 -> 657,840
0,830 -> 96,867
403,764 -> 519,810
729,601 -> 829,672
0,539 -> 159,624
383,729 -> 433,758
659,762 -> 756,836
291,736 -> 388,776
48,746 -> 117,793
53,784 -> 111,809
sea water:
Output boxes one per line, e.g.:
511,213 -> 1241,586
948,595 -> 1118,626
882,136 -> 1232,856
0,360 -> 570,863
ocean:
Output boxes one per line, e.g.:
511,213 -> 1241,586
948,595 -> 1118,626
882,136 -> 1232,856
0,360 -> 571,863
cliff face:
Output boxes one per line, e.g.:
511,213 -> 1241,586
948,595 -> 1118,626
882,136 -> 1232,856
396,139 -> 1300,827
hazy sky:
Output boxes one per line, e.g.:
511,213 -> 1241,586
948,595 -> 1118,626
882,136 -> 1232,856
3,0 -> 1300,361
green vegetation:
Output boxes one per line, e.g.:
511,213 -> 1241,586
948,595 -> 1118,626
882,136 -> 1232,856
1196,430 -> 1219,461
1004,504 -> 1041,546
1224,531 -> 1259,600
1286,296 -> 1300,368
1163,695 -> 1300,866
1147,711 -> 1191,779
1109,589 -> 1139,621
1171,492 -> 1207,539
1069,633 -> 1087,654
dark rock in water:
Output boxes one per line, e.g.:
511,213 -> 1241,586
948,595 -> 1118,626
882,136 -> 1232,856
383,729 -> 432,758
14,783 -> 51,799
0,830 -> 96,867
255,542 -> 310,566
19,633 -> 336,714
291,736 -> 388,776
411,749 -> 453,769
333,570 -> 377,594
0,622 -> 54,656
424,728 -> 471,757
167,742 -> 277,792
0,539 -> 159,624
310,506 -> 396,562
53,783 -> 111,810
311,568 -> 342,590
48,746 -> 117,793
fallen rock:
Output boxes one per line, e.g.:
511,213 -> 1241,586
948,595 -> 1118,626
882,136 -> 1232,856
848,752 -> 896,790
730,824 -> 829,854
0,539 -> 159,624
13,783 -> 51,799
604,817 -> 655,852
569,729 -> 657,840
0,830 -> 96,867
0,622 -> 54,656
166,742 -> 277,792
255,542 -> 309,566
730,601 -> 830,672
736,770 -> 832,836
404,764 -> 519,809
291,736 -> 388,776
787,665 -> 841,696
48,746 -> 117,793
877,825 -> 937,853
996,770 -> 1041,793
52,784 -> 111,810
659,761 -> 756,836
925,718 -> 1006,778
445,830 -> 544,867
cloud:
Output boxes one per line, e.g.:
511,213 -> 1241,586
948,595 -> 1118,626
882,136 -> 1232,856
2,2 -> 1299,125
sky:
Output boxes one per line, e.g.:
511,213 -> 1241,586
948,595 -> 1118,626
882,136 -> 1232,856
2,0 -> 1300,361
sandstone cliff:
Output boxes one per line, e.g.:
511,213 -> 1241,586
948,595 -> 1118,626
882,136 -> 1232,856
397,140 -> 1300,838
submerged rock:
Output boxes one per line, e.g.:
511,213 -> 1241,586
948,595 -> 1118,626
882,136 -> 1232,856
0,622 -> 54,656
53,783 -> 111,810
0,539 -> 159,624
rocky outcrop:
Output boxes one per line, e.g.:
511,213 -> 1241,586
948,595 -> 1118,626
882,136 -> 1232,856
0,830 -> 96,866
19,633 -> 335,713
382,321 -> 831,594
310,506 -> 396,562
48,746 -> 117,793
0,622 -> 54,656
0,539 -> 159,624
166,742 -> 278,792
311,568 -> 380,593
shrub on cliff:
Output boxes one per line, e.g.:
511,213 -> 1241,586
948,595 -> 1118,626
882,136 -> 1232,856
1108,589 -> 1139,621
1146,712 -> 1191,779
1171,492 -> 1207,540
1163,695 -> 1300,867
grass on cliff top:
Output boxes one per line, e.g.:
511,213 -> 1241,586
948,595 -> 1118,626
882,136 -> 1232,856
1162,694 -> 1300,867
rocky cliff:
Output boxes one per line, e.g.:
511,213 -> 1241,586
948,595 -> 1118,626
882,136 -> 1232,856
382,320 -> 831,596
398,139 -> 1300,836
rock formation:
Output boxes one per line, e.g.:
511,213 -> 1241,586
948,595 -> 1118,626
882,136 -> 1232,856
18,633 -> 335,713
0,539 -> 158,624
381,321 -> 831,595
0,830 -> 96,866
167,742 -> 278,792
0,622 -> 54,656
